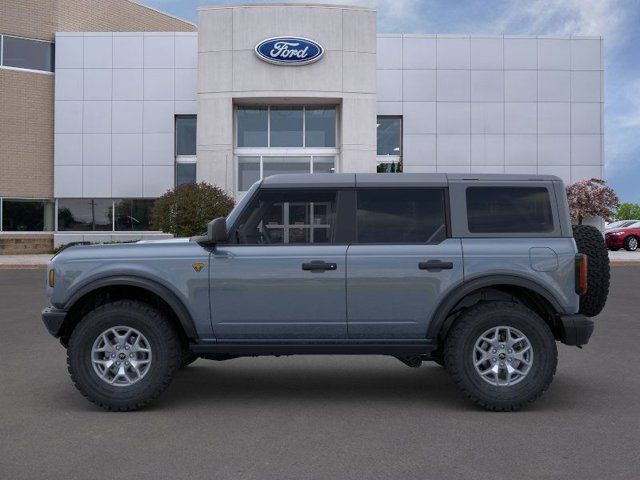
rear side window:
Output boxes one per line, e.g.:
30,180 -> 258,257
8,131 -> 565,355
466,187 -> 554,233
356,189 -> 447,243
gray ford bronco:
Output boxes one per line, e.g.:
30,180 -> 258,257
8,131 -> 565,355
42,173 -> 609,411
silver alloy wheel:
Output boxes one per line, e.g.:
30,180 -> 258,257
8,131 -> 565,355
91,326 -> 152,387
628,237 -> 638,250
473,326 -> 533,387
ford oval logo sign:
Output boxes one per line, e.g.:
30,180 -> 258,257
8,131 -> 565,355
255,37 -> 324,66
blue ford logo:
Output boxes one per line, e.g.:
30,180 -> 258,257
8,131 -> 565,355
255,37 -> 324,66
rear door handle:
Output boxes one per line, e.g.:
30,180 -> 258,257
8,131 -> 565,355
419,260 -> 453,271
302,260 -> 337,272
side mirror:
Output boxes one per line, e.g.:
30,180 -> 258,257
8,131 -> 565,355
207,217 -> 228,244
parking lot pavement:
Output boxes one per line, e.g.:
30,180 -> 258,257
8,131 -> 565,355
1,268 -> 639,480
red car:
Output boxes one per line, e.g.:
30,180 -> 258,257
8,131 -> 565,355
605,221 -> 640,251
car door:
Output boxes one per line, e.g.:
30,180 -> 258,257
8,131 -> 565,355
210,187 -> 349,339
346,187 -> 464,339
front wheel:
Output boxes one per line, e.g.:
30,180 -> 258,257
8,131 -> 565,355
67,300 -> 182,411
444,301 -> 557,411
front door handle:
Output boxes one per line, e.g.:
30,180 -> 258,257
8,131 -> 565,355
419,260 -> 454,271
302,260 -> 337,272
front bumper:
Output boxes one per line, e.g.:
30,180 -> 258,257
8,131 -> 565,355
558,314 -> 594,346
42,307 -> 68,337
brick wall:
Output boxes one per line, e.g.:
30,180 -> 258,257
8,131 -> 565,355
0,0 -> 195,199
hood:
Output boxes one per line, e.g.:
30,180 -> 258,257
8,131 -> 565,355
136,237 -> 189,244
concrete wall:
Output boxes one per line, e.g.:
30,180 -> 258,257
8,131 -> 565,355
197,4 -> 377,197
377,35 -> 604,184
53,32 -> 198,198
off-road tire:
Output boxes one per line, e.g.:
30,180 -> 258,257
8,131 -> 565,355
572,224 -> 610,317
444,301 -> 557,411
67,300 -> 181,411
624,235 -> 638,252
180,350 -> 199,369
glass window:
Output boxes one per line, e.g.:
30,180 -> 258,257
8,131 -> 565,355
263,156 -> 311,178
2,199 -> 54,231
270,107 -> 303,147
305,107 -> 336,147
234,190 -> 337,244
114,199 -> 155,231
238,156 -> 260,191
313,156 -> 336,173
175,116 -> 196,156
237,107 -> 268,147
176,163 -> 196,186
356,189 -> 447,243
377,116 -> 402,156
57,199 -> 112,231
2,36 -> 54,72
466,187 -> 554,233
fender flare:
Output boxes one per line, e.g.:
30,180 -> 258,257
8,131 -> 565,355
426,274 -> 564,340
64,275 -> 198,339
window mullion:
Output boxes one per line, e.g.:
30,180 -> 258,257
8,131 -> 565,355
302,105 -> 306,148
267,106 -> 271,148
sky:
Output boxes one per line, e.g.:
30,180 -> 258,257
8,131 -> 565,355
140,0 -> 640,203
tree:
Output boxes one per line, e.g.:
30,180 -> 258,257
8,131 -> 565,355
151,182 -> 235,237
566,178 -> 619,225
616,202 -> 640,220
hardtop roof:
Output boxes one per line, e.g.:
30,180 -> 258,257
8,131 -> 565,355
260,173 -> 562,188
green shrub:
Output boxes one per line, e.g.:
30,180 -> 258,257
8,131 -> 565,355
151,182 -> 235,237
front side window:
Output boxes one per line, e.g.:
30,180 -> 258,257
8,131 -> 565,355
1,35 -> 54,72
57,199 -> 112,231
1,199 -> 54,231
356,189 -> 447,243
466,187 -> 554,233
233,190 -> 337,245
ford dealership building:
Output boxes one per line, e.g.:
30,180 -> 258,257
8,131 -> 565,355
0,2 -> 604,249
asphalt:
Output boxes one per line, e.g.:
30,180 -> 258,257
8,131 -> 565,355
0,268 -> 639,480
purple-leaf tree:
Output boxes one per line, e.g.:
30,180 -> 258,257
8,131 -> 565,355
566,178 -> 619,225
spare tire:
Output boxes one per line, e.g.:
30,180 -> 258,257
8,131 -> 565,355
572,224 -> 610,317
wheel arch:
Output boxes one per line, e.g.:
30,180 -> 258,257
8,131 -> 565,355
60,276 -> 197,346
427,275 -> 564,343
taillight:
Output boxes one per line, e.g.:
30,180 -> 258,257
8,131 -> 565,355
575,254 -> 588,295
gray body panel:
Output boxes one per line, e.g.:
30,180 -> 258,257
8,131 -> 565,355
47,241 -> 213,338
346,240 -> 463,338
210,245 -> 348,339
462,238 -> 579,314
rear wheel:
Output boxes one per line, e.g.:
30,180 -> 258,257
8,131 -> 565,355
444,302 -> 557,411
67,300 -> 181,411
572,224 -> 610,317
624,235 -> 638,251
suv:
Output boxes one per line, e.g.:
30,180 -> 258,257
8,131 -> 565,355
42,173 -> 609,411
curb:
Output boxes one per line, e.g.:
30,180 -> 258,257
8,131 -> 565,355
0,265 -> 48,270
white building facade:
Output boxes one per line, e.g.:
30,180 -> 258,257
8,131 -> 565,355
51,3 -> 604,245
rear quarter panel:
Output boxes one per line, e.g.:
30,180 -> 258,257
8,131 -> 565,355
462,238 -> 579,314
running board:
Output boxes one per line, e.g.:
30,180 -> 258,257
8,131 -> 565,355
190,340 -> 436,357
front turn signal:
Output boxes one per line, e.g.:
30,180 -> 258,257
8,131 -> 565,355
48,269 -> 55,288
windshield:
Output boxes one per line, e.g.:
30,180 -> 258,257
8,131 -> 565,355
225,181 -> 260,229
607,220 -> 636,229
